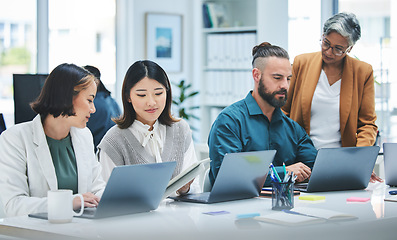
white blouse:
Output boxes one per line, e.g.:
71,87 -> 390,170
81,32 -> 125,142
310,70 -> 342,149
99,120 -> 200,193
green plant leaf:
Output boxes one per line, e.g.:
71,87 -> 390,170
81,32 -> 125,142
172,79 -> 200,131
187,92 -> 199,98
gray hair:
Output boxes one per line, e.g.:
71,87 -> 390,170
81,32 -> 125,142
323,12 -> 361,46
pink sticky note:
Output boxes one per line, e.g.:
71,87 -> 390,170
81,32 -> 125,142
346,197 -> 371,202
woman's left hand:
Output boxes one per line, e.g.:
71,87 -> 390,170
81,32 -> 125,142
370,171 -> 383,183
177,179 -> 194,196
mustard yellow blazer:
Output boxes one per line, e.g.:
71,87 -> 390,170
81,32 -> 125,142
282,52 -> 378,147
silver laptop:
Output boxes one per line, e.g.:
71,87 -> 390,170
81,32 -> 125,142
29,162 -> 176,220
79,161 -> 176,219
169,150 -> 276,204
383,143 -> 397,187
295,146 -> 380,192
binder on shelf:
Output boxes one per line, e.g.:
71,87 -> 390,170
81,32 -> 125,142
202,3 -> 212,28
206,32 -> 257,69
206,34 -> 215,66
203,23 -> 257,134
205,2 -> 228,28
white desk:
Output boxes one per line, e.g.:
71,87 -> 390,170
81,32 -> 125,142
1,182 -> 397,240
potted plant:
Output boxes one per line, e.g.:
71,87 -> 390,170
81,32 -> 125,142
172,79 -> 199,130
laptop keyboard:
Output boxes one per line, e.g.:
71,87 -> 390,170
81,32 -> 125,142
76,207 -> 97,218
294,183 -> 308,192
179,192 -> 211,202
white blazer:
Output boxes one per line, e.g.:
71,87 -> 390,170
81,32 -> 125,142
0,115 -> 106,216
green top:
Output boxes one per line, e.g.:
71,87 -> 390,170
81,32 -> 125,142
46,134 -> 78,194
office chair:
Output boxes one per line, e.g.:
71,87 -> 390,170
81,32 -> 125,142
0,113 -> 6,135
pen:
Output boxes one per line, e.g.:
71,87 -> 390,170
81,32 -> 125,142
290,172 -> 297,183
282,209 -> 326,219
269,173 -> 276,182
270,163 -> 282,182
268,167 -> 275,182
283,171 -> 290,183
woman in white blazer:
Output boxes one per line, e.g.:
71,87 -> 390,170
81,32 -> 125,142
0,63 -> 106,217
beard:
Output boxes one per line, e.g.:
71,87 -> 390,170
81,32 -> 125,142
258,78 -> 287,108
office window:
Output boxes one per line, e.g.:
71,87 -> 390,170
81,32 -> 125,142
288,0 -> 321,61
339,0 -> 394,141
96,33 -> 102,53
0,0 -> 36,127
49,0 -> 116,93
10,23 -> 18,34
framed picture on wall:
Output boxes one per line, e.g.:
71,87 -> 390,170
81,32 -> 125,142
145,13 -> 183,73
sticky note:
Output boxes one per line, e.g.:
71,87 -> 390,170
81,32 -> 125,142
236,213 -> 260,219
299,195 -> 326,201
346,197 -> 370,202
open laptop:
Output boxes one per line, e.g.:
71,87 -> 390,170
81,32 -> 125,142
29,161 -> 176,220
79,161 -> 176,219
383,143 -> 397,187
294,146 -> 380,192
169,150 -> 276,204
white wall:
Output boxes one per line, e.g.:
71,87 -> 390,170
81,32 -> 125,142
257,0 -> 289,50
116,0 -> 195,88
115,0 -> 202,140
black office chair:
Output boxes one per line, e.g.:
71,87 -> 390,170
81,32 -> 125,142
374,130 -> 381,147
0,113 -> 6,135
374,130 -> 384,157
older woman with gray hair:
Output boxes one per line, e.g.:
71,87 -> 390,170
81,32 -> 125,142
282,12 -> 381,182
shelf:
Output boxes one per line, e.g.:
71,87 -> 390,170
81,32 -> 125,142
203,26 -> 257,34
202,104 -> 228,108
203,67 -> 252,71
199,0 -> 258,143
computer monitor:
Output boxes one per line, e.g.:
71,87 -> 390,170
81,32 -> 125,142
13,74 -> 48,124
0,113 -> 6,135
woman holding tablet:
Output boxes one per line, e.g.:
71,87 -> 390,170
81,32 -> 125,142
98,60 -> 198,195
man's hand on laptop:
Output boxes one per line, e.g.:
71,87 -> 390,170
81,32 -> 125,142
286,163 -> 311,182
73,192 -> 100,210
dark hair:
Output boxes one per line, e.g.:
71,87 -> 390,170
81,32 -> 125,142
323,12 -> 361,46
83,65 -> 111,96
31,63 -> 97,119
114,60 -> 178,129
252,42 -> 290,68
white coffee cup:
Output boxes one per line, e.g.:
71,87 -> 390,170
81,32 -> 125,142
47,190 -> 84,223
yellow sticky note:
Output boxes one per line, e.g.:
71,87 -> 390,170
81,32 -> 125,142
299,195 -> 326,201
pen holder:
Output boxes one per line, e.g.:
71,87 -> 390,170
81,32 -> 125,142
271,182 -> 294,210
